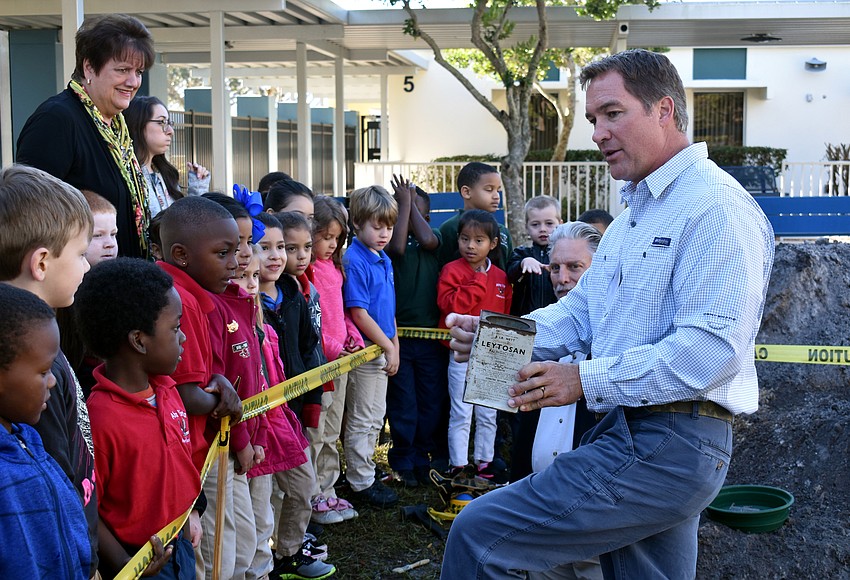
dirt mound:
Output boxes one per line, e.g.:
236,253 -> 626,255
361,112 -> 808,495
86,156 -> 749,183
696,241 -> 850,579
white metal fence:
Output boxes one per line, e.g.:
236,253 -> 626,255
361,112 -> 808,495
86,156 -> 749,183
781,162 -> 850,197
353,161 -> 625,221
354,160 -> 850,220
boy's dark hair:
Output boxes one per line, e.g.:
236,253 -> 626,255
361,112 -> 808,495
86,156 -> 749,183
578,208 -> 614,229
414,186 -> 430,211
459,209 -> 500,245
457,162 -> 498,192
72,14 -> 154,82
0,165 -> 93,281
258,171 -> 292,195
148,209 -> 166,249
202,192 -> 251,220
124,96 -> 182,201
274,211 -> 311,233
256,211 -> 283,233
159,196 -> 234,252
74,258 -> 174,360
0,283 -> 56,371
265,179 -> 314,212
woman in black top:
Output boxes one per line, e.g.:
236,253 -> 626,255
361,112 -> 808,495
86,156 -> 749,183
17,14 -> 155,258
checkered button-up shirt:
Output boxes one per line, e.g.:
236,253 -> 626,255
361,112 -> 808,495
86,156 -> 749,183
527,143 -> 774,414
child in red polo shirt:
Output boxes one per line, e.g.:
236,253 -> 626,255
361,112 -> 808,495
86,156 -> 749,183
75,258 -> 201,579
438,209 -> 512,478
156,196 -> 250,579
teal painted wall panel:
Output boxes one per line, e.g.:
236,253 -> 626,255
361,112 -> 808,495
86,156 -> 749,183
693,48 -> 747,80
184,88 -> 212,113
9,30 -> 59,154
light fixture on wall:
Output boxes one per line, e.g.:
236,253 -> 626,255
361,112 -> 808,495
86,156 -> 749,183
740,33 -> 782,43
805,58 -> 827,71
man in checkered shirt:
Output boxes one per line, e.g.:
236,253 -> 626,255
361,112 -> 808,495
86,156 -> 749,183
441,50 -> 774,579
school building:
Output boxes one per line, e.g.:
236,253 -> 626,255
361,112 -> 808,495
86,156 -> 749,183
1,1 -> 849,208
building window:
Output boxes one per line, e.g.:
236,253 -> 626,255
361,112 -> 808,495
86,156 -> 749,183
529,93 -> 558,152
693,48 -> 747,80
693,92 -> 743,147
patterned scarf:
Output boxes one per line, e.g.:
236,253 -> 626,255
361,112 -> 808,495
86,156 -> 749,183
70,79 -> 150,257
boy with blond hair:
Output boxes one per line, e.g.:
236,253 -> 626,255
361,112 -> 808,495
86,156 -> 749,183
81,190 -> 118,267
0,164 -> 99,576
507,195 -> 561,317
342,185 -> 400,508
438,161 -> 513,269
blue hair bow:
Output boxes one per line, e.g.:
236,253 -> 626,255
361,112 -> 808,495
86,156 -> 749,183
232,184 -> 266,242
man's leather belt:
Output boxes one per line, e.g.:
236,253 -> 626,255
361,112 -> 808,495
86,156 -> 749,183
600,401 -> 734,422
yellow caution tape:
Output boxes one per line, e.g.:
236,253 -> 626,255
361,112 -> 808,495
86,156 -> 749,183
116,345 -> 382,579
398,327 -> 451,341
241,344 -> 382,421
116,330 -> 846,577
754,344 -> 850,365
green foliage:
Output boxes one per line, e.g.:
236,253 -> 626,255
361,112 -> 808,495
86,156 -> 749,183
825,143 -> 850,195
708,146 -> 787,174
526,149 -> 603,162
825,143 -> 850,161
432,154 -> 501,162
578,0 -> 661,20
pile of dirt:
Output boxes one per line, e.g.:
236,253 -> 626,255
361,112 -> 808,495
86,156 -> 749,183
696,241 -> 850,578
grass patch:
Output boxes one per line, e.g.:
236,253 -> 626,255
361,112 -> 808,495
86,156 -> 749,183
322,442 -> 448,579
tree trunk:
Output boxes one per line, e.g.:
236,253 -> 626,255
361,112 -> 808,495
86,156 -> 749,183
550,59 -> 577,162
502,84 -> 533,244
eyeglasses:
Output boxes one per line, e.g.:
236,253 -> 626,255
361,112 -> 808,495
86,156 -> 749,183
147,119 -> 174,133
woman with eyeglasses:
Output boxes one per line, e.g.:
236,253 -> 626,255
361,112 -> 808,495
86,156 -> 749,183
17,14 -> 155,259
124,95 -> 210,217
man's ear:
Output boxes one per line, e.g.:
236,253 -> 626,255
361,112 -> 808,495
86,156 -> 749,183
459,185 -> 471,200
128,330 -> 146,355
657,96 -> 675,127
27,247 -> 50,282
170,243 -> 188,267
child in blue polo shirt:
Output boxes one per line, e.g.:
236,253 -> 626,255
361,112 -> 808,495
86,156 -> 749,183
342,185 -> 400,508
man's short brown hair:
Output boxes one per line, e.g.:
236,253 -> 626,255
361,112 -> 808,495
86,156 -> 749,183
0,165 -> 93,280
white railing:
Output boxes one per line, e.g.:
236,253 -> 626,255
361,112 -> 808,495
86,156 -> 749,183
781,162 -> 850,197
354,160 -> 850,220
353,161 -> 624,220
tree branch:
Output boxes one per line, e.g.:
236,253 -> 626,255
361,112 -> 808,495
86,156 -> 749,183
523,0 -> 549,86
402,1 -> 506,125
470,0 -> 510,85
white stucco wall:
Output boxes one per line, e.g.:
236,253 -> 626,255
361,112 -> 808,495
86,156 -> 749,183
390,46 -> 850,164
387,57 -> 507,161
739,46 -> 850,162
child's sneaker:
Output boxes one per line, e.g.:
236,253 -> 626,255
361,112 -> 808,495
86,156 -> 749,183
311,495 -> 344,525
327,496 -> 358,520
351,479 -> 398,508
477,461 -> 509,484
301,535 -> 328,562
272,552 -> 335,580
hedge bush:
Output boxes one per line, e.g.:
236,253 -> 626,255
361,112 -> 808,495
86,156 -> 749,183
708,146 -> 787,175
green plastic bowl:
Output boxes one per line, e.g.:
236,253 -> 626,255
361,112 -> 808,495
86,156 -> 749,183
706,484 -> 794,533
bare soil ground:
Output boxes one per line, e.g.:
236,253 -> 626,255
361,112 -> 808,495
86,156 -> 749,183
323,242 -> 850,579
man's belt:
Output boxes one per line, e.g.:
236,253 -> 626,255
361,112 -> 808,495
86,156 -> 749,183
634,400 -> 733,421
600,401 -> 734,422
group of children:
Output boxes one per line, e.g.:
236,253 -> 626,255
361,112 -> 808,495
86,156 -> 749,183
0,158 -> 612,580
